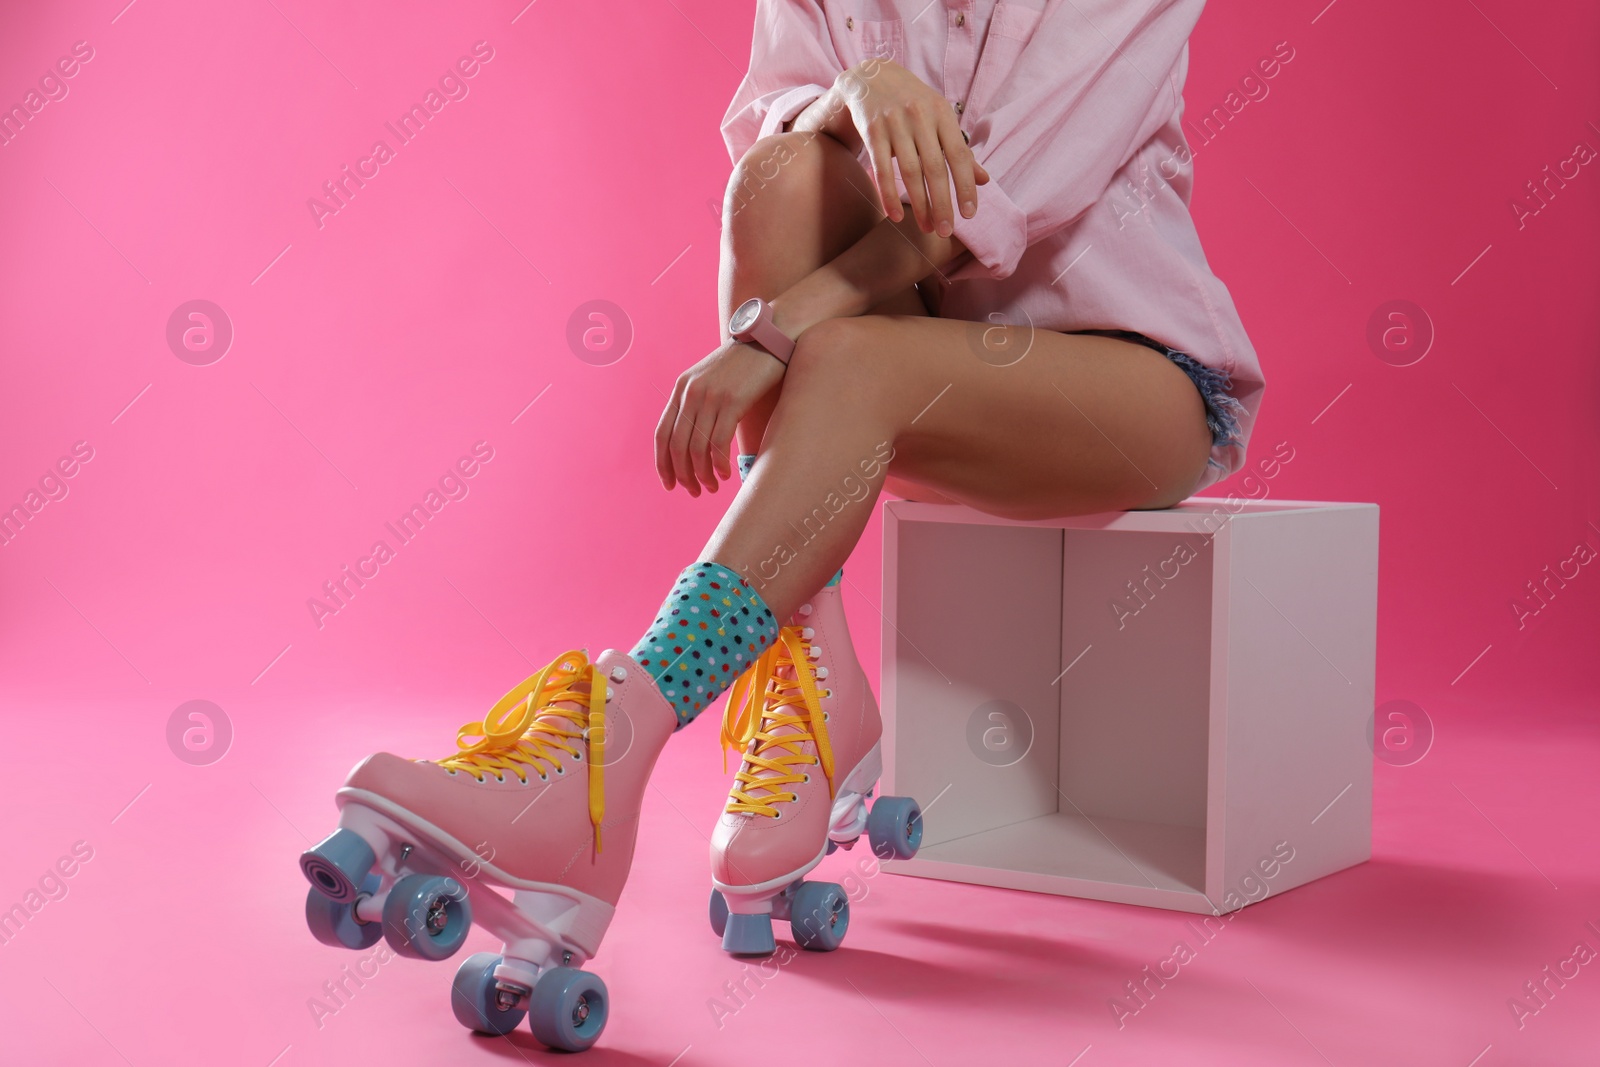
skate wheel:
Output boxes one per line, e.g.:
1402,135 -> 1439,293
301,828 -> 376,903
708,888 -> 729,938
790,880 -> 850,952
721,912 -> 776,957
382,873 -> 472,960
868,796 -> 923,860
451,952 -> 528,1035
305,873 -> 382,950
527,966 -> 608,1052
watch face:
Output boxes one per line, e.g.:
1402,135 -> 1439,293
730,298 -> 762,334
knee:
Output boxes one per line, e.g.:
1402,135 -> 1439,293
724,130 -> 831,229
783,317 -> 892,401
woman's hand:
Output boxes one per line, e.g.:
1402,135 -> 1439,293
833,58 -> 990,238
655,340 -> 786,496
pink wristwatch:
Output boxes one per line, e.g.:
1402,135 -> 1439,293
728,297 -> 796,366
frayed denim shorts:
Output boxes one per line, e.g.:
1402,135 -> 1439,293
1072,328 -> 1246,451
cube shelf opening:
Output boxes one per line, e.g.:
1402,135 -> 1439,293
880,499 -> 1377,915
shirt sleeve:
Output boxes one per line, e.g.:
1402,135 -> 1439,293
936,0 -> 1206,283
721,0 -> 847,164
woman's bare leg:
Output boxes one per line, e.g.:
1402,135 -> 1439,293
718,131 -> 926,459
707,130 -> 1214,619
702,315 -> 1214,619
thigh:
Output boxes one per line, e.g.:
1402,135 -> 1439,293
796,314 -> 1214,516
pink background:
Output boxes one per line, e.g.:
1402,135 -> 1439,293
1,1 -> 1596,1064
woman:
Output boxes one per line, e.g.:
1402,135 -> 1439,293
300,0 -> 1262,1050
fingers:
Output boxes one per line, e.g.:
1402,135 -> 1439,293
654,381 -> 682,490
667,385 -> 702,497
690,393 -> 745,492
706,406 -> 740,483
865,125 -> 901,222
913,113 -> 955,236
889,113 -> 930,232
850,62 -> 992,224
939,113 -> 980,220
672,383 -> 740,496
688,396 -> 722,493
660,345 -> 775,495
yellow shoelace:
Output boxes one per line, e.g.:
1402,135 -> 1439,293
438,650 -> 608,850
720,627 -> 835,818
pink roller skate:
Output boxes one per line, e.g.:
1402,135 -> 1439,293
708,584 -> 923,956
299,648 -> 676,1052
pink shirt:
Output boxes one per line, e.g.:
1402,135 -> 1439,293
721,0 -> 1264,490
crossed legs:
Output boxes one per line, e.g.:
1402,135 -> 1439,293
701,131 -> 1214,619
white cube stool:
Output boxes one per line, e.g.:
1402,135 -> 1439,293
880,498 -> 1378,914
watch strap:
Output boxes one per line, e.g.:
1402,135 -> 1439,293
731,298 -> 795,365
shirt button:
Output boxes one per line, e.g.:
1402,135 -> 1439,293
846,16 -> 854,29
955,100 -> 965,114
956,12 -> 966,26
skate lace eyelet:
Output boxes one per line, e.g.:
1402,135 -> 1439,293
802,774 -> 811,784
555,765 -> 566,776
495,774 -> 505,783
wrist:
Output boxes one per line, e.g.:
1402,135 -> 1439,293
729,296 -> 798,365
767,296 -> 802,342
768,290 -> 848,345
795,84 -> 859,150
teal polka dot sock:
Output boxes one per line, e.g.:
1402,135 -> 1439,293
737,454 -> 842,588
629,561 -> 778,727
